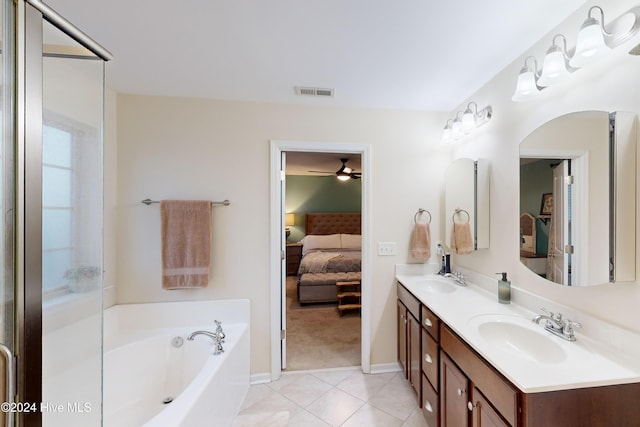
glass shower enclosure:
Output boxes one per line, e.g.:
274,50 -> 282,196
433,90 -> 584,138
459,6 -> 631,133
1,1 -> 111,425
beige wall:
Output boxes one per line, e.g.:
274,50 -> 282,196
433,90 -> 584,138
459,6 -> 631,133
111,0 -> 640,377
115,96 -> 449,375
450,0 -> 640,331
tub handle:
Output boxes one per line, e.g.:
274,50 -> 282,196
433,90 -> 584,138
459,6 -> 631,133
0,343 -> 15,427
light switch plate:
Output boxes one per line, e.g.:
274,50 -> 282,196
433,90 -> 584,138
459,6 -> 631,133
378,242 -> 396,256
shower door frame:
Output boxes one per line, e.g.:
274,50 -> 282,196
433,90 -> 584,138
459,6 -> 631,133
16,1 -> 112,424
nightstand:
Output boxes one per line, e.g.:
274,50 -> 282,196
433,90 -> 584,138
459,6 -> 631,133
286,243 -> 303,276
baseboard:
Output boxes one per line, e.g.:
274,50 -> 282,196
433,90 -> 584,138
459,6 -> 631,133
250,372 -> 272,385
370,362 -> 402,375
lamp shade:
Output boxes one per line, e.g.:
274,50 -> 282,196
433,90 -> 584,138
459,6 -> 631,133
461,110 -> 476,134
285,213 -> 295,227
441,124 -> 452,143
512,68 -> 539,102
537,48 -> 570,87
570,18 -> 611,68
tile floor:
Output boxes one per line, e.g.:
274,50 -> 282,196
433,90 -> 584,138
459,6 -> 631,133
232,367 -> 429,427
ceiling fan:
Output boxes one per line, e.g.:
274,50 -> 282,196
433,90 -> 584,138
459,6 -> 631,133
309,158 -> 361,180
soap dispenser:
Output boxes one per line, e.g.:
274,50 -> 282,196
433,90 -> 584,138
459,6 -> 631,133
496,272 -> 511,304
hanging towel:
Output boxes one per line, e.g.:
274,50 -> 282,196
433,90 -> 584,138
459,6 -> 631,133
161,200 -> 212,289
411,223 -> 431,260
450,222 -> 473,255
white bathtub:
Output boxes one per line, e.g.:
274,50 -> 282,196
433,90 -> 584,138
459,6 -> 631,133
103,299 -> 250,427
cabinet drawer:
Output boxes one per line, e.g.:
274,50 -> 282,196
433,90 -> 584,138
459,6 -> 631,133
422,373 -> 439,427
441,325 -> 519,426
421,305 -> 439,341
397,283 -> 421,320
422,328 -> 439,391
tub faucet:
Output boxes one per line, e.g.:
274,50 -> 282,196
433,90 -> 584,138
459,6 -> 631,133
187,330 -> 225,354
187,330 -> 219,342
532,308 -> 581,341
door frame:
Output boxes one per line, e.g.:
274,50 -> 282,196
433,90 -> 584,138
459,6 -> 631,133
520,148 -> 587,285
269,140 -> 371,381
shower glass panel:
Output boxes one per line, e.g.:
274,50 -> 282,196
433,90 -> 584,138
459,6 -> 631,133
41,19 -> 104,426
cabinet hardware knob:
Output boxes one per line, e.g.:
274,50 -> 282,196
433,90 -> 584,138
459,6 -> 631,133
424,318 -> 432,327
424,401 -> 434,413
468,401 -> 476,411
424,354 -> 433,364
457,388 -> 466,396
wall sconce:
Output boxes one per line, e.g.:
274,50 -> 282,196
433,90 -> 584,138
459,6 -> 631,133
512,5 -> 640,102
285,213 -> 295,238
441,102 -> 492,143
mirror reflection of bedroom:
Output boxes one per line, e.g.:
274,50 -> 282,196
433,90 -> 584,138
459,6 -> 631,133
284,152 -> 362,371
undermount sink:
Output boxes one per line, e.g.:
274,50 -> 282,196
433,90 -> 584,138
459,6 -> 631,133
415,278 -> 456,293
468,314 -> 567,364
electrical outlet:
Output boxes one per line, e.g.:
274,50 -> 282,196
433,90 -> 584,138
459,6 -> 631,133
378,242 -> 396,256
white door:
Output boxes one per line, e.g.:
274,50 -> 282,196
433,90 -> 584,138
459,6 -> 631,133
548,160 -> 571,284
280,151 -> 287,369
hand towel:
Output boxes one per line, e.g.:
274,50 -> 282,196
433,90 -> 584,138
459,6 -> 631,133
161,200 -> 212,289
450,222 -> 473,255
411,223 -> 431,260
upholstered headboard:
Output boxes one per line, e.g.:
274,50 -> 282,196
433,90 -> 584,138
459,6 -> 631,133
305,212 -> 361,235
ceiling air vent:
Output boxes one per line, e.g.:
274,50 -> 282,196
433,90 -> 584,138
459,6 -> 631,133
295,86 -> 335,97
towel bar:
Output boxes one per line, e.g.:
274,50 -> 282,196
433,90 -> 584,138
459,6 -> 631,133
141,198 -> 230,206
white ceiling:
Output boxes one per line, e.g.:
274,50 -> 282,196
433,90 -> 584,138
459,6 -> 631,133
47,0 -> 585,111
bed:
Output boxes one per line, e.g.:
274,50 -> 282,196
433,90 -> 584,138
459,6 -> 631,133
297,212 -> 362,304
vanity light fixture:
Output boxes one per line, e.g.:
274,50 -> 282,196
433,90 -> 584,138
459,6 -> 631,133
441,102 -> 492,143
537,35 -> 573,87
462,102 -> 492,134
512,4 -> 640,102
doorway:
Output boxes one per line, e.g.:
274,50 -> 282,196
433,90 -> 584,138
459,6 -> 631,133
284,152 -> 362,371
269,141 -> 371,381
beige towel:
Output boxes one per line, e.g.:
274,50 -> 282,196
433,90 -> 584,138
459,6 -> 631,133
161,200 -> 212,289
411,223 -> 431,260
450,222 -> 473,255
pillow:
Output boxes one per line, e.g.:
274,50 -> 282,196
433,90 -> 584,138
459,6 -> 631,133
341,234 -> 362,250
302,234 -> 342,255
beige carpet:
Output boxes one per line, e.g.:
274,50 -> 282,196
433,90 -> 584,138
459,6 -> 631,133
285,277 -> 361,371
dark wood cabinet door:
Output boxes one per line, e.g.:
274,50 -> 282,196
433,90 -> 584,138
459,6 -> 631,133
441,352 -> 469,427
397,300 -> 408,379
408,313 -> 421,398
471,387 -> 509,427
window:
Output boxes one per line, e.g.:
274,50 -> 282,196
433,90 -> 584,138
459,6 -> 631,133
42,115 -> 101,298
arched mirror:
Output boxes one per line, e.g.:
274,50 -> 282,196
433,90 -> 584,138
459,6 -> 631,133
519,111 -> 637,286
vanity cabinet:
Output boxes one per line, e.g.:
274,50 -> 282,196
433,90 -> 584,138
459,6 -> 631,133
398,280 -> 640,427
440,325 -> 516,427
398,283 -> 513,427
398,284 -> 442,425
397,285 -> 421,397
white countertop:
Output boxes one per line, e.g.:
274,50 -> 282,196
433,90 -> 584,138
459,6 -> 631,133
396,271 -> 640,393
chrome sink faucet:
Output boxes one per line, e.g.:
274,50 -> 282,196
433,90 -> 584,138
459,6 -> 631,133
444,271 -> 467,286
532,307 -> 581,341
